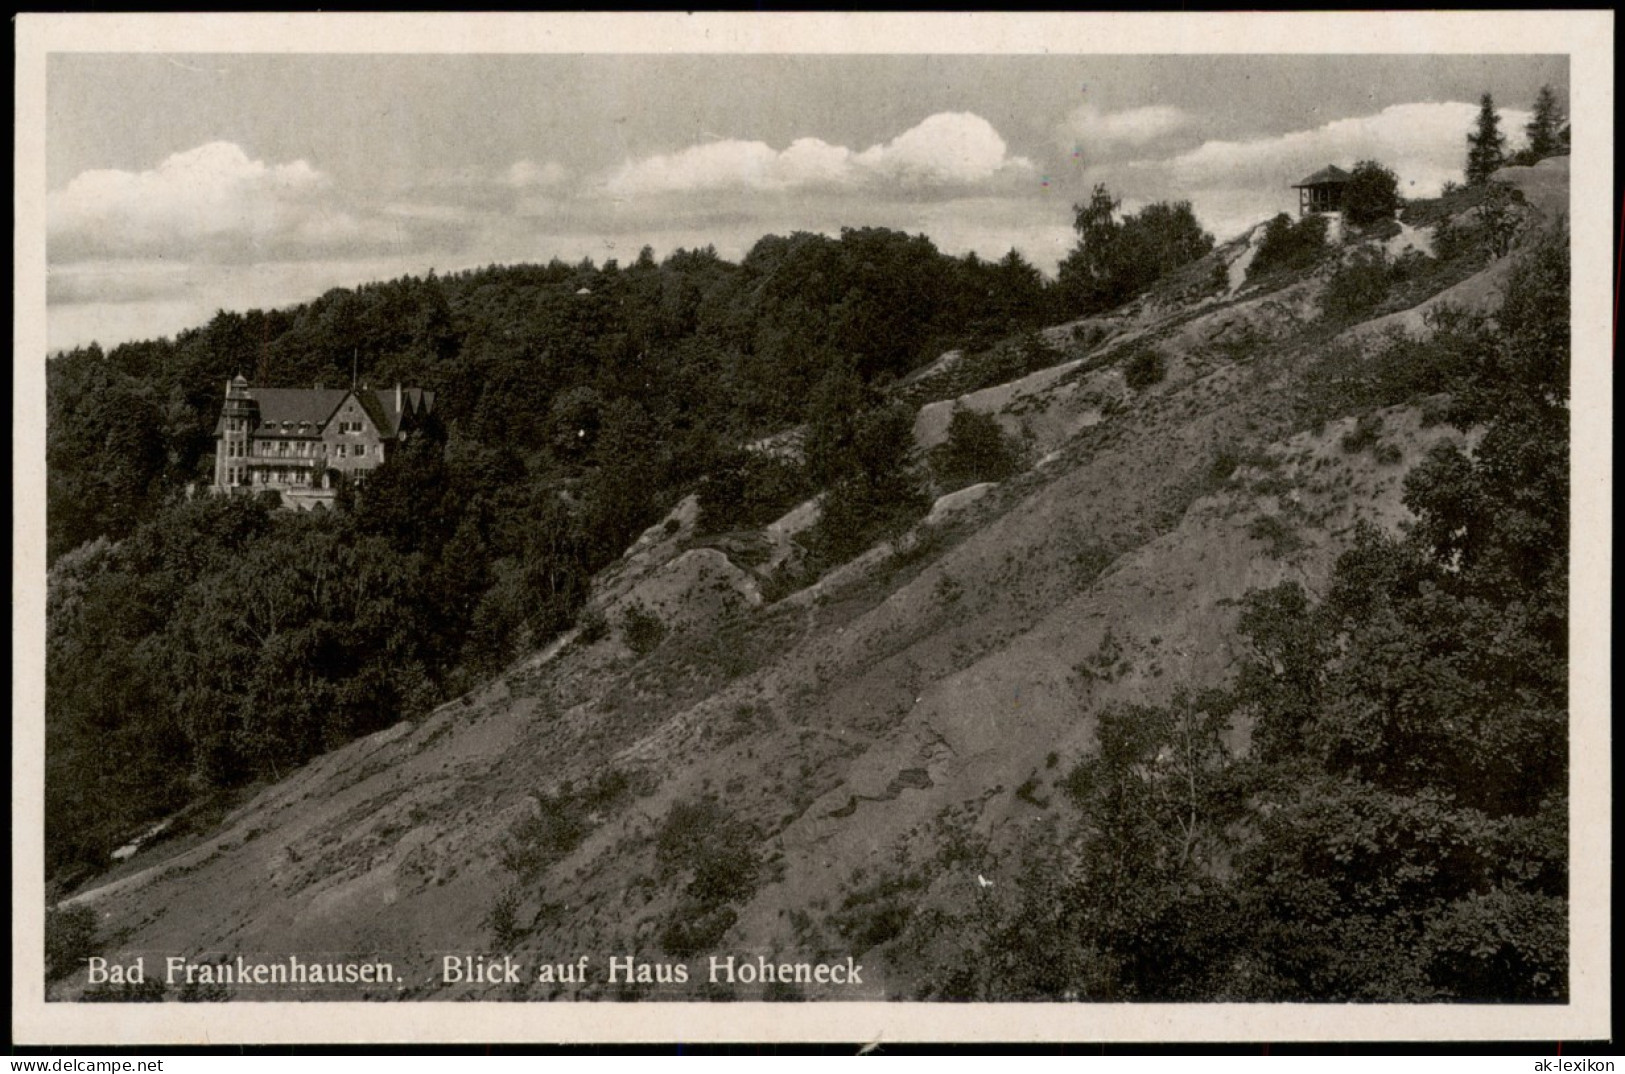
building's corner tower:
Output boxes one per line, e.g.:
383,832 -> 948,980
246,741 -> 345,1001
216,373 -> 257,491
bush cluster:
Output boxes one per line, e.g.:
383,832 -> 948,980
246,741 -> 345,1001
1123,347 -> 1168,390
1320,250 -> 1396,320
1247,213 -> 1330,280
932,406 -> 1023,492
800,394 -> 929,568
1342,160 -> 1402,228
1059,186 -> 1215,314
45,904 -> 99,982
619,602 -> 667,657
1339,413 -> 1385,454
1434,182 -> 1524,263
654,798 -> 761,958
828,872 -> 930,951
697,449 -> 811,535
1299,305 -> 1491,429
500,769 -> 643,881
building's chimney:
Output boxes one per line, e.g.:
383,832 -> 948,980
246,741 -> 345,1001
395,383 -> 403,414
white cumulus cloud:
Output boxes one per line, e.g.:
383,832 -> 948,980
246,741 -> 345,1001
605,139 -> 789,196
48,141 -> 389,263
854,112 -> 1031,188
601,112 -> 1032,197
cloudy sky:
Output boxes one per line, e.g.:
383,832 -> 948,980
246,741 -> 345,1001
45,52 -> 1566,353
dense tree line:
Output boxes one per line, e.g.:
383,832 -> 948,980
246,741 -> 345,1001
48,230 -> 1068,562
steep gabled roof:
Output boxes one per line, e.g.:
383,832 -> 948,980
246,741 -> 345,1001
1292,165 -> 1352,188
349,386 -> 435,438
357,387 -> 438,438
252,389 -> 350,439
214,384 -> 436,438
252,388 -> 351,428
353,391 -> 396,438
214,387 -> 349,437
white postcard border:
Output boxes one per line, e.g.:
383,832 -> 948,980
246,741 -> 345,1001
13,11 -> 1613,1046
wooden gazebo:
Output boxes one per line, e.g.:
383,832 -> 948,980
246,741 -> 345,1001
1292,165 -> 1352,215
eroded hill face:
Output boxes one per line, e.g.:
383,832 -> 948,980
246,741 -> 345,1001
58,159 -> 1568,1002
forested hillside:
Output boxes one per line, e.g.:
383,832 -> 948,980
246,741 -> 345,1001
46,227 -> 1068,879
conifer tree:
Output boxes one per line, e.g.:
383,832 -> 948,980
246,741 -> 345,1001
1524,84 -> 1564,160
1465,93 -> 1507,185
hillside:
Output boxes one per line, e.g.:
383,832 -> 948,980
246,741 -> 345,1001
48,159 -> 1570,1003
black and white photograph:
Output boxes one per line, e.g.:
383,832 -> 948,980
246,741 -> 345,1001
13,12 -> 1613,1047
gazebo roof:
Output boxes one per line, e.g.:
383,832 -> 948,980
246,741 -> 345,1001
1292,165 -> 1352,188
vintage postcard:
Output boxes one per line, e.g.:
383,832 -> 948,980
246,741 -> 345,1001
13,12 -> 1613,1046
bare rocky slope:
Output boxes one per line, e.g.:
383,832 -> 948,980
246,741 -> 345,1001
58,159 -> 1567,1001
